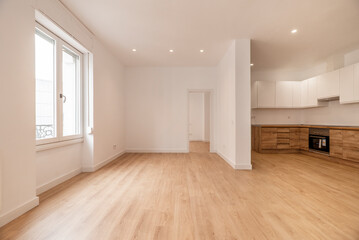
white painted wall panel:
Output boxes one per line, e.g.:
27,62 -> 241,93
124,67 -> 216,152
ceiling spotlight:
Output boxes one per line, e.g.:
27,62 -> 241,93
250,63 -> 254,67
291,29 -> 298,34
169,49 -> 174,53
200,49 -> 204,53
132,49 -> 137,52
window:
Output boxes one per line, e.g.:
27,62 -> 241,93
35,24 -> 82,144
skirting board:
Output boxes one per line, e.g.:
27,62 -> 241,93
126,148 -> 188,153
216,151 -> 236,169
36,168 -> 82,195
235,163 -> 252,170
82,151 -> 126,172
0,197 -> 39,227
216,152 -> 252,170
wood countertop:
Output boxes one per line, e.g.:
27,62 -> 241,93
252,124 -> 359,131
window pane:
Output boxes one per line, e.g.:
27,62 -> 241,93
62,48 -> 80,136
35,30 -> 56,140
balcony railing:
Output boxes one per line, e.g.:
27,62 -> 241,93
36,125 -> 54,139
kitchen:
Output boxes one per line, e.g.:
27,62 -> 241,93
251,58 -> 359,167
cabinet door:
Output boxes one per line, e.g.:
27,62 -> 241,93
252,126 -> 260,152
276,81 -> 293,108
251,81 -> 258,108
307,77 -> 318,107
317,70 -> 340,99
290,128 -> 300,149
354,63 -> 359,101
300,128 -> 309,150
330,130 -> 343,158
292,81 -> 302,108
261,128 -> 277,150
300,80 -> 308,107
277,128 -> 290,149
342,130 -> 359,163
257,81 -> 276,108
339,65 -> 354,103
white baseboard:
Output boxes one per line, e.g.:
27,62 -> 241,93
216,152 -> 252,170
126,148 -> 188,153
234,164 -> 252,170
36,168 -> 82,195
216,151 -> 236,169
82,151 -> 126,172
0,197 -> 39,227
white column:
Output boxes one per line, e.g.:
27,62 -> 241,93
235,39 -> 252,169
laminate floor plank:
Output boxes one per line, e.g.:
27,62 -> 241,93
1,147 -> 359,239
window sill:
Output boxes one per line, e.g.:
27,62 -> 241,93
36,138 -> 84,152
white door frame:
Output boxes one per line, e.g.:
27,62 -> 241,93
187,89 -> 216,153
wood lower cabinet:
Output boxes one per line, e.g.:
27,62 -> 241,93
290,128 -> 300,149
342,130 -> 359,163
252,126 -> 260,152
261,128 -> 277,150
252,125 -> 359,165
300,128 -> 309,150
277,128 -> 290,149
258,127 -> 302,151
330,130 -> 343,158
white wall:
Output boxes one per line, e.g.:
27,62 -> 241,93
216,40 -> 252,169
251,109 -> 303,125
36,145 -> 82,194
302,101 -> 359,126
204,92 -> 211,142
93,40 -> 125,167
0,0 -> 38,225
0,0 -> 125,226
125,67 -> 216,152
189,93 -> 204,141
234,39 -> 251,169
252,102 -> 359,126
216,42 -> 236,165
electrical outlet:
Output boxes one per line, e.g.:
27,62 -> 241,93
113,144 -> 117,150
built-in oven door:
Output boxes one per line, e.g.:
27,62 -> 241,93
309,135 -> 329,153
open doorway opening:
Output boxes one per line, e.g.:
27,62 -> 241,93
188,91 -> 211,153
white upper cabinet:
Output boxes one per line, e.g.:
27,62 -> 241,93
339,63 -> 359,104
251,81 -> 258,108
276,81 -> 293,108
257,81 -> 276,108
355,63 -> 359,101
253,62 -> 359,109
307,77 -> 318,107
300,80 -> 308,107
317,70 -> 340,99
292,81 -> 302,107
340,65 -> 354,103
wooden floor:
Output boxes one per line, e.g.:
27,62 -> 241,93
189,141 -> 209,153
1,149 -> 359,239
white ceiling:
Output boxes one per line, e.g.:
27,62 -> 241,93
60,0 -> 359,73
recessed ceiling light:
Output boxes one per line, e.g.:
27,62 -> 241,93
250,63 -> 254,67
132,49 -> 137,52
169,49 -> 174,53
291,29 -> 298,34
200,49 -> 204,53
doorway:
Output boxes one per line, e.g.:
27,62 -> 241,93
188,91 -> 211,153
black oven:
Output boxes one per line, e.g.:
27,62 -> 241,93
309,128 -> 330,153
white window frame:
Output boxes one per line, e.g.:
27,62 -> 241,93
35,22 -> 83,146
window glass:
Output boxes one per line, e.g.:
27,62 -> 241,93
62,48 -> 80,136
35,30 -> 56,140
